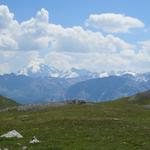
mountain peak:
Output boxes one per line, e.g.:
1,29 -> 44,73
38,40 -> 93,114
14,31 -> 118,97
18,62 -> 138,79
18,63 -> 99,79
18,63 -> 59,78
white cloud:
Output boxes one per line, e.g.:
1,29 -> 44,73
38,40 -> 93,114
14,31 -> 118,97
15,12 -> 138,54
0,5 -> 14,29
86,13 -> 144,33
36,8 -> 49,23
0,6 -> 134,53
45,52 -> 75,69
0,50 -> 43,74
49,26 -> 133,53
0,63 -> 10,74
0,5 -> 19,50
0,5 -> 150,74
0,34 -> 18,50
139,40 -> 150,55
17,8 -> 50,51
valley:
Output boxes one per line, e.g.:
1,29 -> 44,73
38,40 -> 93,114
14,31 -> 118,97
0,1 -> 149,150
1,67 -> 150,104
0,94 -> 150,150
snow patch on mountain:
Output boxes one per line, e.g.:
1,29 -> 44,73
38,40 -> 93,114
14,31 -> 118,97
18,62 -> 140,79
122,71 -> 136,77
18,63 -> 99,79
18,62 -> 60,78
99,72 -> 109,78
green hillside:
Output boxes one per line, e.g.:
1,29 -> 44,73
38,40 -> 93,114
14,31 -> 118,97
0,97 -> 150,150
0,95 -> 19,109
128,90 -> 150,105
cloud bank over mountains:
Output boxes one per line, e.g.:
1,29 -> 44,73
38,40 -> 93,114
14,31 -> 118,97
0,5 -> 150,74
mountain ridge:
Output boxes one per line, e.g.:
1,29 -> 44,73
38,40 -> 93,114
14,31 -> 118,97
0,95 -> 19,109
1,64 -> 150,104
18,62 -> 138,79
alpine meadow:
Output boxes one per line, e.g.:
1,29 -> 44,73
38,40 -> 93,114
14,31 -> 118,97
0,0 -> 150,150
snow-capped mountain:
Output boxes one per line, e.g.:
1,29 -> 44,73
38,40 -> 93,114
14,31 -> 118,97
18,62 -> 138,79
1,67 -> 150,104
18,62 -> 61,78
18,62 -> 100,79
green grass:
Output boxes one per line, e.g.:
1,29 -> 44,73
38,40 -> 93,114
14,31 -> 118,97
0,96 -> 19,109
0,99 -> 150,150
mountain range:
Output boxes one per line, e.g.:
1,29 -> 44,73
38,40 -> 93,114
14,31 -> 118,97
18,62 -> 138,79
1,63 -> 150,104
18,62 -> 100,79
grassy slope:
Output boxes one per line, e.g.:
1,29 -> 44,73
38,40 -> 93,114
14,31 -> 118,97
0,95 -> 19,109
0,99 -> 150,150
129,90 -> 150,105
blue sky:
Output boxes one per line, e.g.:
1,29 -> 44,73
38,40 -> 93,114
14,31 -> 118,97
1,0 -> 149,26
0,0 -> 150,74
1,0 -> 150,42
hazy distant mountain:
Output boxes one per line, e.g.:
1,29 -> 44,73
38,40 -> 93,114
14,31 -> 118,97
66,74 -> 150,101
18,62 -> 138,79
18,62 -> 62,78
0,73 -> 71,104
18,62 -> 100,79
1,64 -> 150,104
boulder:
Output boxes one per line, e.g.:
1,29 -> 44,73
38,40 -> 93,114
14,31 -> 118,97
0,130 -> 23,139
22,146 -> 27,150
29,136 -> 40,144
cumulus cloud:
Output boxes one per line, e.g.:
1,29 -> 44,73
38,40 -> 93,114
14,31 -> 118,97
45,52 -> 75,69
0,34 -> 18,50
0,5 -> 134,53
49,26 -> 134,53
36,8 -> 49,23
139,40 -> 150,55
86,13 -> 144,33
0,5 -> 150,74
0,5 -> 15,29
17,8 -> 50,51
0,5 -> 19,50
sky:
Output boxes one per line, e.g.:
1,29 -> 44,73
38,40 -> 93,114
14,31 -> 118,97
0,0 -> 150,74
